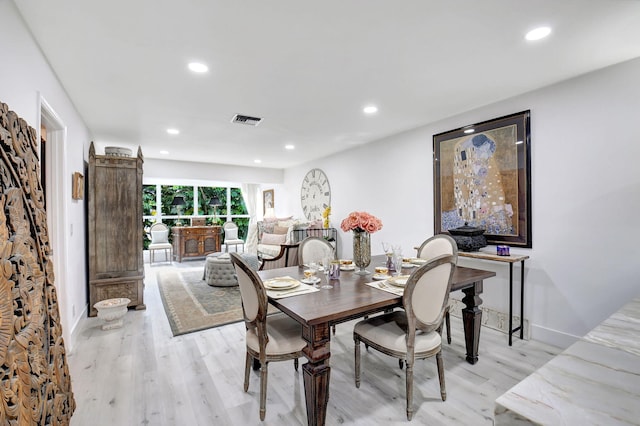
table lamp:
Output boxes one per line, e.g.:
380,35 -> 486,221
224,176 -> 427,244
171,195 -> 186,225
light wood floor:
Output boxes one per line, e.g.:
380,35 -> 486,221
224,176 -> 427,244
68,260 -> 560,425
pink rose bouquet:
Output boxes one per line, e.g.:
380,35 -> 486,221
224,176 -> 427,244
340,211 -> 383,234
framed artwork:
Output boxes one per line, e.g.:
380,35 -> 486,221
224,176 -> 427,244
72,172 -> 84,200
433,110 -> 532,247
263,189 -> 274,213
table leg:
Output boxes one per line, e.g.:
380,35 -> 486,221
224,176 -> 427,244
461,280 -> 483,364
520,260 -> 525,340
302,323 -> 331,426
509,263 -> 514,346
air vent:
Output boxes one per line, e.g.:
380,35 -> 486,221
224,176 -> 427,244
231,114 -> 263,126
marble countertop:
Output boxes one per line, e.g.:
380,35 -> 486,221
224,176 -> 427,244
494,296 -> 640,425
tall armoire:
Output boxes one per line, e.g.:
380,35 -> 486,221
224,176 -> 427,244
88,142 -> 145,316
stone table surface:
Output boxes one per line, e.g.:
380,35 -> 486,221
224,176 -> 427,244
494,296 -> 640,425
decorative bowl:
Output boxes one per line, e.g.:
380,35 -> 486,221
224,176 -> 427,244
93,297 -> 130,330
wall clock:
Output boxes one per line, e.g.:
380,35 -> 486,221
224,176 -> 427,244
300,168 -> 331,221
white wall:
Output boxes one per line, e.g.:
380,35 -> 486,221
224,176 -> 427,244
0,1 -> 91,350
144,158 -> 283,185
284,57 -> 640,348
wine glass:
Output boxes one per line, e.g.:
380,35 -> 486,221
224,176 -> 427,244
381,241 -> 391,254
320,256 -> 333,289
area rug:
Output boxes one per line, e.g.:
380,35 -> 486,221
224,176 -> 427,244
156,266 -> 248,336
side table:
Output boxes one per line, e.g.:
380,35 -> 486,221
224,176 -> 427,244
458,250 -> 530,346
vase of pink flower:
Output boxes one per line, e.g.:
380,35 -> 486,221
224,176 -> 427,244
340,211 -> 383,275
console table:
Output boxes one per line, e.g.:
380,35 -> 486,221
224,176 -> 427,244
458,250 -> 529,345
172,226 -> 221,262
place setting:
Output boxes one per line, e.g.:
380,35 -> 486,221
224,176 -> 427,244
263,275 -> 320,299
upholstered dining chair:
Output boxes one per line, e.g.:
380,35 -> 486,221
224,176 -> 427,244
223,221 -> 245,252
298,236 -> 335,266
353,254 -> 457,421
148,222 -> 172,264
229,252 -> 306,421
416,234 -> 458,344
258,243 -> 300,270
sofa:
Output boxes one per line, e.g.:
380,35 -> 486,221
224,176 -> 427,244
256,217 -> 321,259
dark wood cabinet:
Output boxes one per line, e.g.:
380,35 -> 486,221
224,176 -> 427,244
87,142 -> 145,316
172,226 -> 221,262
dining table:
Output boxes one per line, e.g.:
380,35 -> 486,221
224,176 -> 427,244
258,254 -> 496,426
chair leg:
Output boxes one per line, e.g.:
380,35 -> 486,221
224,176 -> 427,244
436,350 -> 446,401
260,361 -> 268,421
244,352 -> 251,392
445,310 -> 451,344
354,336 -> 361,388
406,359 -> 414,421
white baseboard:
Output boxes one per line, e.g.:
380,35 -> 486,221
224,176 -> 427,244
448,297 -> 579,349
68,303 -> 88,353
530,323 -> 579,349
448,298 -> 529,340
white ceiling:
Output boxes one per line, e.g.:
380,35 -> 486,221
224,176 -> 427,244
15,0 -> 640,168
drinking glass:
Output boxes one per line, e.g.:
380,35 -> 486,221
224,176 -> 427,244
381,241 -> 391,254
320,256 -> 333,288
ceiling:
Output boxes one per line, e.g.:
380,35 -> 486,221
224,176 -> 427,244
15,0 -> 640,169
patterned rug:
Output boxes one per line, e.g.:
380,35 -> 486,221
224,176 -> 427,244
156,265 -> 247,336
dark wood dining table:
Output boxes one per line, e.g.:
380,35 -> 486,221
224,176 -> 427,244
258,254 -> 496,426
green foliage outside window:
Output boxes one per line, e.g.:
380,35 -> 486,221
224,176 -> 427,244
161,185 -> 194,216
142,184 -> 250,249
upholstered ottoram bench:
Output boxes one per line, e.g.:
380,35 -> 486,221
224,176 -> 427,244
203,252 -> 260,286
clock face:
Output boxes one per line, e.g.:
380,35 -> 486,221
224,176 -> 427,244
300,168 -> 331,221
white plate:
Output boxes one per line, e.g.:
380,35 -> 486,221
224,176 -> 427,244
264,278 -> 300,291
402,262 -> 416,268
372,273 -> 390,281
340,264 -> 355,271
388,275 -> 410,287
301,277 -> 321,284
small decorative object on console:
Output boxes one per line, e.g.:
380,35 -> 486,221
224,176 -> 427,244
447,222 -> 487,252
497,245 -> 510,256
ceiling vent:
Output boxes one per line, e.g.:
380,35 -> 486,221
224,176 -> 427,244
231,114 -> 263,126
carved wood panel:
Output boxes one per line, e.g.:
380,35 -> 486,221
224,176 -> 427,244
0,101 -> 75,424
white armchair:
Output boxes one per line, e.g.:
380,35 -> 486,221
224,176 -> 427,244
223,221 -> 245,252
148,222 -> 172,264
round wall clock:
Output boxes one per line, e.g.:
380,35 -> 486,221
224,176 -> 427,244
300,168 -> 331,221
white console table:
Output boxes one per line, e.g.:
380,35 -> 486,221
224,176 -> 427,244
458,250 -> 529,345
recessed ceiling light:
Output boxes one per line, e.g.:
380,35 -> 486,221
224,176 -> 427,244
167,128 -> 180,135
285,144 -> 295,150
363,105 -> 378,114
464,128 -> 475,134
254,159 -> 262,164
525,27 -> 551,41
160,150 -> 169,155
188,62 -> 209,73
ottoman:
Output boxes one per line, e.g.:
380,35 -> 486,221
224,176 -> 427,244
203,252 -> 260,287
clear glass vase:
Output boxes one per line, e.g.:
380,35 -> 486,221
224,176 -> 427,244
352,230 -> 371,275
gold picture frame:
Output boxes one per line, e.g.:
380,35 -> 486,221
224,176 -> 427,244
72,172 -> 84,200
263,189 -> 274,213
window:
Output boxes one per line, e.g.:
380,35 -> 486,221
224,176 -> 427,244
142,184 -> 249,249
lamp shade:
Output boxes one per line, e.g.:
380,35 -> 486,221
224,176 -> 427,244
209,195 -> 221,206
171,195 -> 186,206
